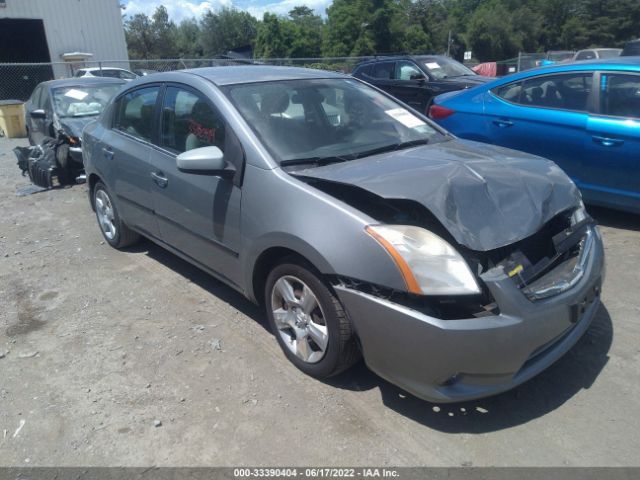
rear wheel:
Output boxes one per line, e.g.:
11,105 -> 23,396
93,181 -> 140,248
265,260 -> 360,378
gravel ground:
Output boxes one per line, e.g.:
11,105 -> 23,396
0,137 -> 639,467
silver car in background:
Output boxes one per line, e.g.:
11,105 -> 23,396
82,66 -> 604,403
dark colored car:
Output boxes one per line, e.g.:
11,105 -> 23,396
429,58 -> 640,214
352,55 -> 492,113
24,77 -> 125,172
621,39 -> 640,56
83,66 -> 604,403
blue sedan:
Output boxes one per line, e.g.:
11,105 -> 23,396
429,58 -> 640,213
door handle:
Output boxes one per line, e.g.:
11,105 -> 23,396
102,147 -> 114,160
151,171 -> 168,188
592,135 -> 624,147
493,119 -> 514,128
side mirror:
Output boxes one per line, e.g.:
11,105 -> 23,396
30,109 -> 46,119
176,146 -> 233,177
410,73 -> 426,82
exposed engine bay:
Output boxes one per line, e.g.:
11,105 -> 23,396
302,177 -> 591,319
14,137 -> 84,189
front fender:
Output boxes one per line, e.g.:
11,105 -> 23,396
240,165 -> 407,301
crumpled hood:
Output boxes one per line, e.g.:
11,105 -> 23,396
59,117 -> 95,139
293,139 -> 581,251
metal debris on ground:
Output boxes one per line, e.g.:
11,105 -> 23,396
12,419 -> 25,438
18,351 -> 39,359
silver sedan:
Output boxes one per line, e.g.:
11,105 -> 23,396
82,66 -> 604,403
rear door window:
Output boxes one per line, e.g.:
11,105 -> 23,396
113,86 -> 159,142
493,73 -> 593,111
371,62 -> 395,79
356,64 -> 373,77
598,73 -> 640,119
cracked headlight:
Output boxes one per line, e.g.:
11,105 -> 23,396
366,225 -> 481,295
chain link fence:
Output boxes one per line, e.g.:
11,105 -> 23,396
0,56 -> 376,101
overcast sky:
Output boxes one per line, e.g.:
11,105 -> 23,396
122,0 -> 332,21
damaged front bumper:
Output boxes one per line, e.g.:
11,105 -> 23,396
335,226 -> 605,403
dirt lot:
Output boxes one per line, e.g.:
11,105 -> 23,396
0,136 -> 639,466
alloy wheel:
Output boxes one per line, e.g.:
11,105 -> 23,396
95,189 -> 117,240
270,275 -> 329,364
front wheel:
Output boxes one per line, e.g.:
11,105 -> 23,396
265,260 -> 360,378
93,181 -> 140,249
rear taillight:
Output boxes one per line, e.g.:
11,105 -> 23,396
428,104 -> 455,120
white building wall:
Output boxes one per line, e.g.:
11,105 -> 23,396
1,0 -> 129,76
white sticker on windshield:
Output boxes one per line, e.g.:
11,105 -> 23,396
425,62 -> 441,69
65,89 -> 88,100
385,108 -> 426,129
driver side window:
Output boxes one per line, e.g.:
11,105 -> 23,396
395,61 -> 423,81
160,86 -> 225,155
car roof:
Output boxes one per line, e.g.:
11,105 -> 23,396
41,77 -> 126,88
356,54 -> 447,66
129,66 -> 348,86
577,47 -> 621,52
489,57 -> 640,84
78,67 -> 130,72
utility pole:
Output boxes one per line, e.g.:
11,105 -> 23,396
447,30 -> 452,57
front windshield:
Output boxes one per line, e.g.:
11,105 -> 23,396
52,84 -> 122,117
420,57 -> 475,80
223,78 -> 444,165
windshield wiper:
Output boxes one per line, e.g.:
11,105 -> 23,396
281,139 -> 430,167
280,156 -> 348,167
353,139 -> 430,159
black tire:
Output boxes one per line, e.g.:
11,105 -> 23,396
93,181 -> 140,249
265,259 -> 360,378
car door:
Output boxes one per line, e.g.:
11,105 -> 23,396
582,71 -> 640,208
482,72 -> 594,184
150,83 -> 243,284
388,60 -> 429,111
100,85 -> 161,237
362,61 -> 396,96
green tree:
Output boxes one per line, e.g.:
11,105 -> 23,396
465,1 -> 520,61
288,6 -> 323,58
254,13 -> 290,58
124,6 -> 177,59
176,18 -> 202,58
125,13 -> 154,59
323,0 -> 406,56
323,0 -> 368,56
199,7 -> 258,57
403,25 -> 432,54
151,5 -> 178,58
